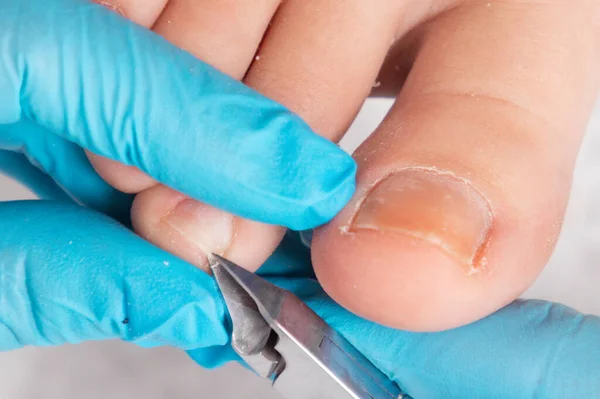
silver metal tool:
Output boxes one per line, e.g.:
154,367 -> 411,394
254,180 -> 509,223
210,254 -> 412,399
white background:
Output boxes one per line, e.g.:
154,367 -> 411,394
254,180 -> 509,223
0,98 -> 599,398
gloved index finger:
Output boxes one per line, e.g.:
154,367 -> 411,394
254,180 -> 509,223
0,0 -> 356,230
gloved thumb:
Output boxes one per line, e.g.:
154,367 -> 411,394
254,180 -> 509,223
0,200 -> 228,351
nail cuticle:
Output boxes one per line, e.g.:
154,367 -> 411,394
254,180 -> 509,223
162,200 -> 236,266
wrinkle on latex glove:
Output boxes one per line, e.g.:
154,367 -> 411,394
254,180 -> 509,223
0,150 -> 71,203
0,201 -> 228,351
0,0 -> 356,230
0,121 -> 133,223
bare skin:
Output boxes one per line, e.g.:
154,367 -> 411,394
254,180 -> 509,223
89,0 -> 600,331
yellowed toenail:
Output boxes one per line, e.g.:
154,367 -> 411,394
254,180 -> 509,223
350,168 -> 494,272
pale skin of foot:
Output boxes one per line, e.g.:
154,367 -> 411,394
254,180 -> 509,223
89,0 -> 600,331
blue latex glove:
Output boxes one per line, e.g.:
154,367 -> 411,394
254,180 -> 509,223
1,1 -> 598,398
0,0 -> 356,230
